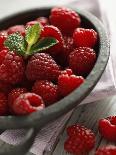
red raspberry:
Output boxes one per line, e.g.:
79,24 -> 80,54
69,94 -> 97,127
63,36 -> 74,56
0,30 -> 7,36
0,92 -> 8,115
95,146 -> 116,155
0,50 -> 25,84
50,7 -> 81,35
7,25 -> 25,36
32,80 -> 58,106
26,21 -> 39,27
61,69 -> 73,76
13,93 -> 45,115
73,28 -> 97,48
26,53 -> 61,81
0,80 -> 12,94
58,71 -> 84,97
67,124 -> 95,139
64,124 -> 95,154
41,25 -> 64,56
0,31 -> 7,50
69,47 -> 96,76
63,36 -> 74,65
36,17 -> 49,26
0,46 -> 9,51
8,88 -> 27,113
56,37 -> 74,67
25,21 -> 43,30
99,116 -> 116,142
64,136 -> 87,155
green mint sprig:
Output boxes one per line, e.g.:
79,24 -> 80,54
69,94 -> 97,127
4,23 -> 58,58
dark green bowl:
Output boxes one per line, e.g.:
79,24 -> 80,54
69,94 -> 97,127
0,7 -> 109,155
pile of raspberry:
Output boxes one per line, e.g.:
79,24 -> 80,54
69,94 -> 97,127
0,7 -> 97,116
64,116 -> 116,155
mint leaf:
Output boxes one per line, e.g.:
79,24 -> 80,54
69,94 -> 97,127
4,32 -> 25,56
4,25 -> 58,58
30,37 -> 58,54
25,23 -> 41,52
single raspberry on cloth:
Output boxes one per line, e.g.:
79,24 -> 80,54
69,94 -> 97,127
95,145 -> 116,155
99,116 -> 116,142
64,124 -> 95,155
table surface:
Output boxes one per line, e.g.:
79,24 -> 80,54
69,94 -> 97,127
43,96 -> 116,155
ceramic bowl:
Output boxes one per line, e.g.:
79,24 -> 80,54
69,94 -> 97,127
0,7 -> 109,155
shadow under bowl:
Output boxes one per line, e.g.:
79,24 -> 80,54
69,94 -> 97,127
0,7 -> 109,130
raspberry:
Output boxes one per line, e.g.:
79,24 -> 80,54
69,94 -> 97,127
0,49 -> 25,84
73,28 -> 97,48
56,37 -> 74,67
26,21 -> 39,27
67,124 -> 95,140
0,46 -> 8,51
13,93 -> 45,115
0,30 -> 7,36
25,21 -> 43,30
95,146 -> 116,155
26,53 -> 61,81
8,88 -> 27,113
64,124 -> 95,154
69,47 -> 96,76
63,36 -> 74,65
99,116 -> 116,142
0,31 -> 7,50
64,136 -> 87,155
50,7 -> 81,35
61,69 -> 73,76
36,17 -> 49,26
58,71 -> 84,97
63,36 -> 74,56
0,92 -> 8,115
41,25 -> 64,56
7,25 -> 25,36
0,80 -> 12,94
26,21 -> 38,26
32,80 -> 58,106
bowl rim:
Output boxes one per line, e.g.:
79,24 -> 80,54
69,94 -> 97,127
0,7 -> 110,129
